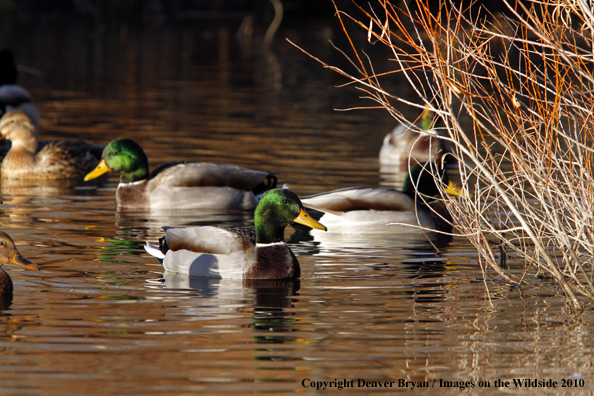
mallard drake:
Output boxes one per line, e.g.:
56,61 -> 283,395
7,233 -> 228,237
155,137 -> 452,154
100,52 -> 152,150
301,162 -> 467,234
0,110 -> 102,180
0,50 -> 40,130
84,138 -> 280,211
0,231 -> 39,299
379,107 -> 450,166
144,188 -> 326,279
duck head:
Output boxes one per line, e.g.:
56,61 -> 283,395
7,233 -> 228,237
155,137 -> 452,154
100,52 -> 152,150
84,138 -> 149,183
0,231 -> 39,271
0,110 -> 36,153
255,188 -> 326,243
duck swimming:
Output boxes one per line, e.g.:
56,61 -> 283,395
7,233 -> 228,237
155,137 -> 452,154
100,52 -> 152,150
379,107 -> 450,166
301,162 -> 467,234
144,188 -> 326,279
85,137 -> 280,211
0,231 -> 39,300
0,110 -> 101,180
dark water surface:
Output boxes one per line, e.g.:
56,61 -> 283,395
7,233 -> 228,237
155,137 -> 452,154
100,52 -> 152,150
0,15 -> 592,396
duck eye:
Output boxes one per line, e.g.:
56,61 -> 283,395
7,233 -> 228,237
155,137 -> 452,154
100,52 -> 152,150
281,199 -> 288,205
110,151 -> 118,157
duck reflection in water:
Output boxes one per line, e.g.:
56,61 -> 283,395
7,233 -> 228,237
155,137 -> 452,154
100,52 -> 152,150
163,275 -> 300,307
114,208 -> 255,233
160,275 -> 301,345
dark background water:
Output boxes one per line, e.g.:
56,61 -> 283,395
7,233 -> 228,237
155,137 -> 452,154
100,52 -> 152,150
0,2 -> 592,395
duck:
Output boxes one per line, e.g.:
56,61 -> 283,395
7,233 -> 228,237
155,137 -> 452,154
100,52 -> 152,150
301,162 -> 467,234
0,110 -> 102,180
144,188 -> 327,279
0,49 -> 40,131
84,137 -> 280,211
0,231 -> 39,300
379,107 -> 451,166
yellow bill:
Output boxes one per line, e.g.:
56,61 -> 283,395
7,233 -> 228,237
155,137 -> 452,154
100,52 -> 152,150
84,159 -> 111,182
446,181 -> 471,198
294,208 -> 327,231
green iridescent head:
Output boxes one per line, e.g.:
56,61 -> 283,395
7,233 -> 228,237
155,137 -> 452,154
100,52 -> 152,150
255,189 -> 326,244
84,138 -> 149,183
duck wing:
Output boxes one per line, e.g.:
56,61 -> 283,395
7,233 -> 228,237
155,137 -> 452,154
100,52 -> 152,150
148,162 -> 277,193
153,226 -> 258,278
38,140 -> 105,157
164,226 -> 255,255
36,140 -> 101,178
302,187 -> 417,213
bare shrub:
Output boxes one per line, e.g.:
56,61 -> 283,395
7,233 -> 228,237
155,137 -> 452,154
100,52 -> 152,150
293,0 -> 594,310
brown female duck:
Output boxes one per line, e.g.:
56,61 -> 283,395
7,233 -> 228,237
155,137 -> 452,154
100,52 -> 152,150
0,110 -> 101,180
0,231 -> 39,302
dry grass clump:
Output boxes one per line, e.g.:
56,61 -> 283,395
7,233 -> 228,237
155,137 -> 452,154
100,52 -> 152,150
295,0 -> 594,311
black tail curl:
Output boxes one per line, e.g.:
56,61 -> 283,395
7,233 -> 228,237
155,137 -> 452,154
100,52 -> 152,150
252,174 -> 278,195
158,236 -> 169,254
